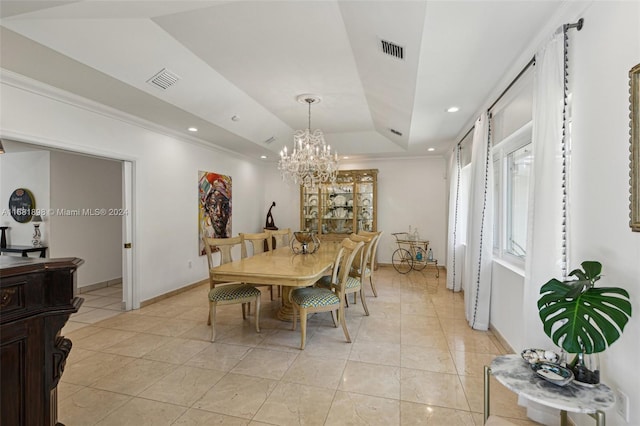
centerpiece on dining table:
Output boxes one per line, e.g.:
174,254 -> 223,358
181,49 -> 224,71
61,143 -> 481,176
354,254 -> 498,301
291,231 -> 320,254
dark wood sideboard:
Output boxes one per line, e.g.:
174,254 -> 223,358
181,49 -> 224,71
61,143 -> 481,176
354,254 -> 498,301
1,256 -> 84,426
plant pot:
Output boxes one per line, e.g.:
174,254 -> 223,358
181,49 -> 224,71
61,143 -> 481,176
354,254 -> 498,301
568,352 -> 600,387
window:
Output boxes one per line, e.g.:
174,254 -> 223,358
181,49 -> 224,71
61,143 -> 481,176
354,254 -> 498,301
493,122 -> 532,265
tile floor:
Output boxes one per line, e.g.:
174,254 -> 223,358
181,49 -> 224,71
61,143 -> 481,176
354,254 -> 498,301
59,266 -> 541,425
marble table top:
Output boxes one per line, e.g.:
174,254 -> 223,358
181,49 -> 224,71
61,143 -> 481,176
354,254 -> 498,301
490,355 -> 615,414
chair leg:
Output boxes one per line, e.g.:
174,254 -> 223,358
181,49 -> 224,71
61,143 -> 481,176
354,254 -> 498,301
269,286 -> 274,301
369,276 -> 378,297
292,304 -> 297,331
242,303 -> 247,319
353,292 -> 357,304
339,306 -> 351,343
210,302 -> 217,342
330,310 -> 338,327
255,296 -> 261,333
360,287 -> 370,316
300,308 -> 308,350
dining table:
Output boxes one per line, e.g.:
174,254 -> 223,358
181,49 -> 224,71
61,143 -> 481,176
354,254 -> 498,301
209,240 -> 340,321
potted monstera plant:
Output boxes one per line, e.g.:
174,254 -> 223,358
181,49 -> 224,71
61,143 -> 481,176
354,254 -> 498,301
537,261 -> 632,386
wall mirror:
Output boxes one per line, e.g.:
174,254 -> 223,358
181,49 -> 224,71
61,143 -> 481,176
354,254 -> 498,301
631,63 -> 640,231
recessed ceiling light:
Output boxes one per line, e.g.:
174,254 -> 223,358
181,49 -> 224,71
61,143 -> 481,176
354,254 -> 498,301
188,127 -> 198,132
343,156 -> 349,160
427,147 -> 435,152
260,155 -> 267,159
447,106 -> 460,113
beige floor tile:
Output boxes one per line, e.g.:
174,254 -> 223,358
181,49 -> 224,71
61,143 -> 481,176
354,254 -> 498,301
301,332 -> 354,359
94,312 -> 158,332
58,387 -> 131,425
400,327 -> 449,349
400,368 -> 469,411
348,340 -> 401,366
101,332 -> 173,358
400,401 -> 475,425
339,360 -> 401,399
173,408 -> 250,425
214,323 -> 271,347
356,318 -> 401,344
137,302 -> 192,318
459,375 -> 527,418
73,327 -> 139,351
230,347 -> 298,380
62,352 -> 136,386
401,345 -> 457,374
95,397 -> 186,425
185,342 -> 252,371
65,325 -> 104,341
193,373 -> 278,419
71,308 -> 123,324
139,365 -> 224,406
57,382 -> 84,402
87,286 -> 123,297
145,317 -> 201,337
258,328 -> 313,353
470,413 -> 544,426
446,334 -> 500,354
91,358 -> 174,396
452,351 -> 501,377
282,353 -> 347,390
253,381 -> 335,425
142,337 -> 211,364
61,320 -> 90,334
325,391 -> 400,426
82,296 -> 123,309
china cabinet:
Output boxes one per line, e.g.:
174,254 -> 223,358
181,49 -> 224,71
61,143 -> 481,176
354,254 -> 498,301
300,169 -> 377,240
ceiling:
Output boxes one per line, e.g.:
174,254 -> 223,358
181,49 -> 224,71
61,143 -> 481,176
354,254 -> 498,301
0,1 -> 564,162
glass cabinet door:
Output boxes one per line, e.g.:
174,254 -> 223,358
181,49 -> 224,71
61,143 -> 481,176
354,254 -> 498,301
300,169 -> 377,239
301,190 -> 319,233
355,176 -> 375,233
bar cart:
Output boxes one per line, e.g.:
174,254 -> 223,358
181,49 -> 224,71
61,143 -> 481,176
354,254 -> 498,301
391,232 -> 439,276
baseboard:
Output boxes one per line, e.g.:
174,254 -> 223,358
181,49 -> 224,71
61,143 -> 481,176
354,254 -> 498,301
78,277 -> 123,294
140,279 -> 208,308
488,323 -> 515,354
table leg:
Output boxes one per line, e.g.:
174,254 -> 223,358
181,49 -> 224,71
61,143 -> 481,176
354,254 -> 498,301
277,287 -> 295,321
560,410 -> 568,426
589,410 -> 605,426
484,365 -> 491,424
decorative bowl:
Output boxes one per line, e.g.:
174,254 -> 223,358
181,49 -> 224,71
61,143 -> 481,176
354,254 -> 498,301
530,361 -> 574,386
521,348 -> 560,365
291,231 -> 320,254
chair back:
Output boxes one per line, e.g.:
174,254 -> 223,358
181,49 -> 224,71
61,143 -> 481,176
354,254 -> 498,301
359,230 -> 383,271
240,232 -> 272,258
348,233 -> 373,275
332,238 -> 365,299
203,236 -> 242,284
267,228 -> 292,249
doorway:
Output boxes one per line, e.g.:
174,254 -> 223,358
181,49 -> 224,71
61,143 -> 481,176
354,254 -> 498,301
0,139 -> 136,311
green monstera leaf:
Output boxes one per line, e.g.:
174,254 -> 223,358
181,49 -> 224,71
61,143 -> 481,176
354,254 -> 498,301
537,261 -> 632,354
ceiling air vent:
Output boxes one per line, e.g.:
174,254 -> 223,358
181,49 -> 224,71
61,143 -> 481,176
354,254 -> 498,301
380,39 -> 404,60
264,136 -> 277,145
390,128 -> 403,136
147,68 -> 180,90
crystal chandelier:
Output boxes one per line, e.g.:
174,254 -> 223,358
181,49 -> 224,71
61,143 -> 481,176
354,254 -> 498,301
278,94 -> 339,188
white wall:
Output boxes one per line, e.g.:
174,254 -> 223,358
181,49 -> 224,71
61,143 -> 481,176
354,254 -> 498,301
49,150 -> 122,289
568,2 -> 640,423
1,76 -> 270,304
341,157 -> 448,265
0,150 -> 50,246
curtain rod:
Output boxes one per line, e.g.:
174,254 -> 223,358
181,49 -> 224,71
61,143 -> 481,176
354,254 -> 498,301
454,18 -> 584,149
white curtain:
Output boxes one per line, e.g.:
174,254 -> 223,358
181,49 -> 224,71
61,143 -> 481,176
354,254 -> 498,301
464,113 -> 494,330
522,29 -> 567,349
446,145 -> 463,292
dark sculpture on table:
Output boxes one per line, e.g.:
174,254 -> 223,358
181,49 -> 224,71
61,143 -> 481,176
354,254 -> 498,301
265,202 -> 277,229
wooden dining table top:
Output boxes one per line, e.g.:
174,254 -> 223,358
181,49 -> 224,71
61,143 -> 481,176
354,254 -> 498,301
209,242 -> 340,287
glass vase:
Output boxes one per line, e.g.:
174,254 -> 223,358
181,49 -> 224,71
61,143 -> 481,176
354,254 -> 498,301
569,352 -> 600,387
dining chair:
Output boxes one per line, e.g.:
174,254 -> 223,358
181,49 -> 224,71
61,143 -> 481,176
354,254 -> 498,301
357,230 -> 383,297
239,232 -> 276,300
268,228 -> 292,250
317,233 -> 372,315
265,228 -> 292,298
203,236 -> 261,342
291,238 -> 364,350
